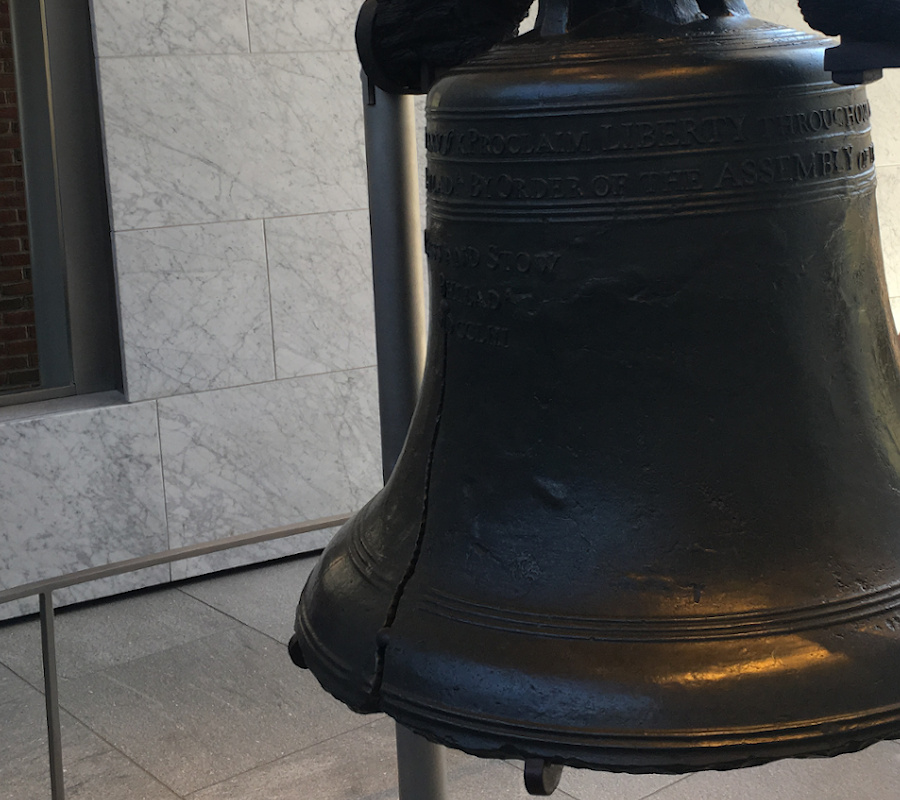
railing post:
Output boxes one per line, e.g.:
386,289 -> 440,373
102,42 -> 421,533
39,590 -> 66,800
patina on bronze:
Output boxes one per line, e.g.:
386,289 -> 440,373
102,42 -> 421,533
292,0 -> 900,774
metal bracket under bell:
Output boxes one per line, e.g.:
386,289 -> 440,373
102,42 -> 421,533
824,38 -> 900,85
524,760 -> 565,796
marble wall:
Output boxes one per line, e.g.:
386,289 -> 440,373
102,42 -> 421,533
4,0 -> 900,619
0,0 -> 382,620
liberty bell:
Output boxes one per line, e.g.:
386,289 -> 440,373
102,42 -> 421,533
290,0 -> 900,775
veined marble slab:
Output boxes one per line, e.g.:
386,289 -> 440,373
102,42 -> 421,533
98,51 -> 367,231
878,166 -> 900,299
91,0 -> 250,57
0,401 -> 169,620
115,220 -> 275,401
247,0 -> 358,53
267,211 -> 377,379
744,0 -> 808,30
157,368 -> 381,579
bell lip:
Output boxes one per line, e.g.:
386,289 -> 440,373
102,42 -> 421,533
380,692 -> 900,773
293,609 -> 382,715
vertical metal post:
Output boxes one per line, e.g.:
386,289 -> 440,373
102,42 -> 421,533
396,724 -> 449,800
39,591 -> 66,800
361,72 -> 448,800
362,73 -> 427,480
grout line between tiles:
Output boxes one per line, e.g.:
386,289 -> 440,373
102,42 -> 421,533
262,219 -> 280,380
638,773 -> 694,800
22,687 -> 190,799
113,207 -> 370,235
155,398 -> 174,581
243,0 -> 253,53
97,47 -> 358,60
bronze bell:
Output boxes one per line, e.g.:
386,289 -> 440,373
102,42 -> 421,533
291,0 -> 900,774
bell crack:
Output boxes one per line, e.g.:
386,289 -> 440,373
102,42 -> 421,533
371,329 -> 450,699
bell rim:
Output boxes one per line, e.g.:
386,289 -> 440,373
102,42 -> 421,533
381,689 -> 900,773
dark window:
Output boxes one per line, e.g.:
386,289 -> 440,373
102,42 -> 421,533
2,0 -> 120,406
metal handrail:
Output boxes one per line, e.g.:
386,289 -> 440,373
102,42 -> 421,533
0,513 -> 350,800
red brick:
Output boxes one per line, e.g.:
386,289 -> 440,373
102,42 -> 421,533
2,279 -> 31,295
7,369 -> 40,387
0,253 -> 29,267
0,324 -> 26,341
0,355 -> 28,370
0,224 -> 28,239
7,339 -> 37,355
0,193 -> 26,208
0,267 -> 22,282
4,310 -> 33,325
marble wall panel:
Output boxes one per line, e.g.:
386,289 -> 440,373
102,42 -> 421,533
877,166 -> 900,298
157,368 -> 381,578
91,0 -> 250,57
0,401 -> 169,620
868,80 -> 900,168
246,0 -> 358,53
267,212 -> 377,379
98,51 -> 367,231
744,0 -> 807,30
115,220 -> 275,401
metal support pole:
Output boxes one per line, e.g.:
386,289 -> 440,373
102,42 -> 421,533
361,72 -> 448,800
396,724 -> 449,800
362,73 -> 427,480
39,591 -> 66,800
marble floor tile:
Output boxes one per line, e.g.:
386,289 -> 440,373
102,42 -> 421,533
180,554 -> 320,643
99,51 -> 367,231
115,220 -> 275,401
555,766 -> 685,800
0,588 -> 240,687
0,664 -> 180,800
267,211 -> 378,379
58,625 -> 368,795
647,742 -> 900,800
187,716 -> 562,800
187,716 -> 397,800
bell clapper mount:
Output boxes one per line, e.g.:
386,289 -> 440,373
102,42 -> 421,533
825,38 -> 900,85
524,759 -> 565,796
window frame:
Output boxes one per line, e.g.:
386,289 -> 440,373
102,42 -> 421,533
3,0 -> 120,407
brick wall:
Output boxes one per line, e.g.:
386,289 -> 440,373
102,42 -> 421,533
0,0 -> 38,393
